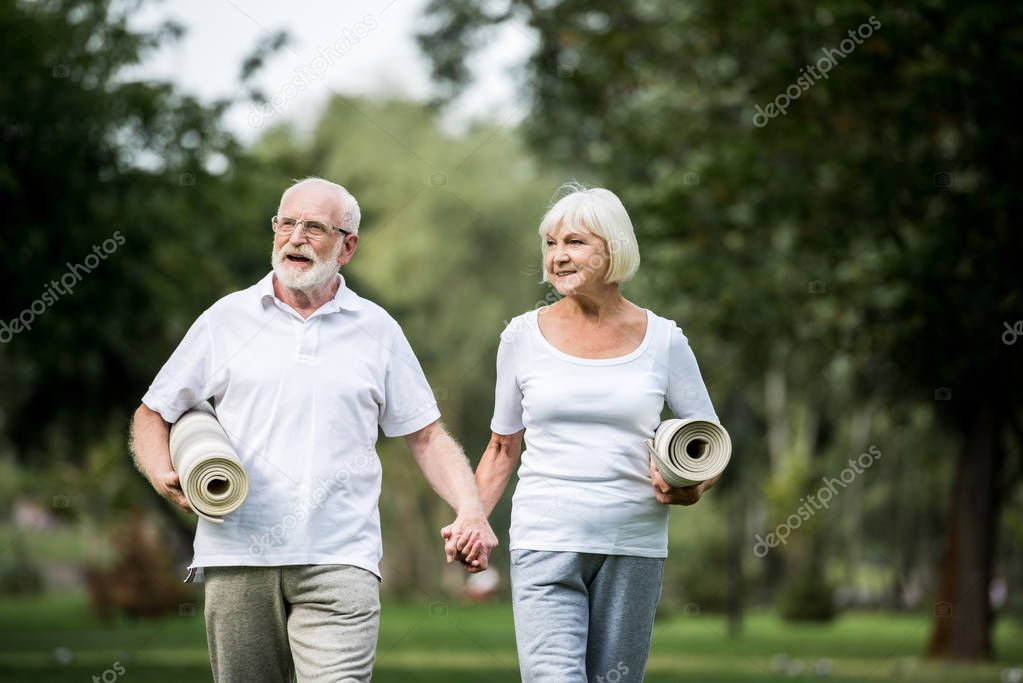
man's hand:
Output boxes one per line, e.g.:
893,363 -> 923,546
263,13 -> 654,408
153,469 -> 193,513
440,512 -> 498,573
649,459 -> 721,505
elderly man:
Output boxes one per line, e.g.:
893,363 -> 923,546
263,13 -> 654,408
129,177 -> 496,682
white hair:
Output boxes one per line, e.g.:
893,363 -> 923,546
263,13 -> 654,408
278,176 -> 362,234
538,183 -> 641,284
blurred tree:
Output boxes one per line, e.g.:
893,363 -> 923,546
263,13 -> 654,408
418,0 -> 1023,658
0,0 -> 281,462
0,0 -> 288,559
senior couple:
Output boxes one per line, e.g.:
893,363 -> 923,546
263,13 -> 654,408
130,177 -> 722,682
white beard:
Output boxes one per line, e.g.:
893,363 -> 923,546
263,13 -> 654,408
271,240 -> 343,294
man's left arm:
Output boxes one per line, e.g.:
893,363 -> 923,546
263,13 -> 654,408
404,420 -> 498,572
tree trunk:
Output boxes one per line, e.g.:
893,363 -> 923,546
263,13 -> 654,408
926,404 -> 1003,659
723,393 -> 754,638
726,484 -> 745,638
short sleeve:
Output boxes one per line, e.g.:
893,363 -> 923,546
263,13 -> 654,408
490,331 -> 524,435
378,325 -> 441,437
666,323 -> 719,422
142,313 -> 225,423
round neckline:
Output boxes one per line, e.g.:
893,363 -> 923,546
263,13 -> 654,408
532,308 -> 655,365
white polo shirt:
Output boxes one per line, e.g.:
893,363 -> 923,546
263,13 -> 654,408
142,272 -> 440,578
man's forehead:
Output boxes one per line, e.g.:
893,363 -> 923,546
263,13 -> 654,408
280,187 -> 341,216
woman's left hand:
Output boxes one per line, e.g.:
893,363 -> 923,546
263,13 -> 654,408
649,460 -> 721,505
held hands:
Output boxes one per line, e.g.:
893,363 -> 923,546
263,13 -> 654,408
649,459 -> 721,505
153,469 -> 193,514
440,512 -> 498,573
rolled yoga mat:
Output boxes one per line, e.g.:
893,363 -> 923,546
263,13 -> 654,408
646,418 -> 732,488
168,402 -> 249,524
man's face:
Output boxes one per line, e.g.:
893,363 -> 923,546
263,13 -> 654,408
271,185 -> 357,292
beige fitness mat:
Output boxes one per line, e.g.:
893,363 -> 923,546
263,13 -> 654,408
646,418 -> 732,488
169,402 -> 249,523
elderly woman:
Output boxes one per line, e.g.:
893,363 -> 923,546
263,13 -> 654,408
457,184 -> 722,681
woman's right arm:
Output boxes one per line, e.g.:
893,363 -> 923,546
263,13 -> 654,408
476,429 -> 524,516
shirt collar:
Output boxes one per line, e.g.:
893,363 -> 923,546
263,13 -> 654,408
258,271 -> 363,313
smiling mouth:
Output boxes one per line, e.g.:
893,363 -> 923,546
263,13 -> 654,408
554,271 -> 577,277
285,254 -> 312,264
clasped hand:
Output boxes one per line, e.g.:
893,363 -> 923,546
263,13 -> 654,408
440,513 -> 498,573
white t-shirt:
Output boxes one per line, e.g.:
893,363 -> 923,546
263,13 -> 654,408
490,308 -> 719,558
142,272 -> 440,578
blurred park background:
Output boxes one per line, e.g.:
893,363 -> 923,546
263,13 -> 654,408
1,0 -> 1022,680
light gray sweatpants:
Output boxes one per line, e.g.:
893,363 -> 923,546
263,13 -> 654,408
510,549 -> 665,683
203,564 -> 380,683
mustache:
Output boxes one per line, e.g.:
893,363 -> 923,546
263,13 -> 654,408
275,244 -> 317,261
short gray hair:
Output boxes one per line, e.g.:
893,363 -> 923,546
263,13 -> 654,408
538,182 -> 641,284
278,177 -> 362,234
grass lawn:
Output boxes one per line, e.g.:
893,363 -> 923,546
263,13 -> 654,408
0,592 -> 1020,682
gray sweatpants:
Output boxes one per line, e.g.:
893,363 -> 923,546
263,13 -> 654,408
510,549 -> 665,683
203,564 -> 380,683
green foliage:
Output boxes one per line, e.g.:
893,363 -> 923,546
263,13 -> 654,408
0,0 -> 275,463
779,559 -> 838,622
0,533 -> 44,596
662,498 -> 733,612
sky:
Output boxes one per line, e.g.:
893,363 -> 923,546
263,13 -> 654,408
126,0 -> 535,142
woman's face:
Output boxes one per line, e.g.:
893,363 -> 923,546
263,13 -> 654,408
544,220 -> 611,296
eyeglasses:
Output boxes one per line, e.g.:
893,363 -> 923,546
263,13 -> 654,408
271,215 -> 351,240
